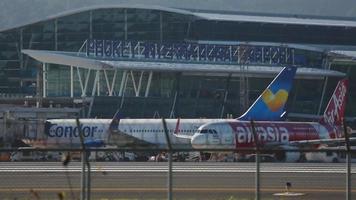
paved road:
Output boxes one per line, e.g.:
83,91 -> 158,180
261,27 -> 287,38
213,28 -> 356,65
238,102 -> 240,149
0,162 -> 355,200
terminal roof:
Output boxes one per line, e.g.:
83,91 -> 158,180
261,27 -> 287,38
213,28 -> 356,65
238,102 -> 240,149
2,0 -> 356,31
22,49 -> 345,78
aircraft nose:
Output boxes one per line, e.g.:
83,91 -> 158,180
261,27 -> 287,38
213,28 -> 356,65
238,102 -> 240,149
44,121 -> 52,136
191,134 -> 206,149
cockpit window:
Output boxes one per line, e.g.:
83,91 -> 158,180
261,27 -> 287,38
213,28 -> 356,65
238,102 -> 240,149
200,129 -> 218,134
200,129 -> 208,134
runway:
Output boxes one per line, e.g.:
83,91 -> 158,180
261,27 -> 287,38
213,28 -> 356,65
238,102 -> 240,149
1,161 -> 356,173
1,162 -> 355,200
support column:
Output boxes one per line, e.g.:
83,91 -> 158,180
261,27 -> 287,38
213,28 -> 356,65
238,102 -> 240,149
97,70 -> 100,96
220,74 -> 231,118
194,77 -> 203,117
83,69 -> 91,97
36,63 -> 42,98
169,92 -> 178,119
124,9 -> 127,41
136,71 -> 144,97
70,66 -> 74,97
145,71 -> 153,97
103,69 -> 117,96
110,70 -> 117,96
20,28 -> 23,69
159,11 -> 163,42
42,63 -> 47,98
130,71 -> 145,97
239,65 -> 249,113
91,70 -> 99,97
170,73 -> 181,118
119,72 -> 129,109
103,69 -> 110,96
76,67 -> 84,96
89,11 -> 93,39
317,77 -> 328,115
130,71 -> 138,96
317,62 -> 331,115
119,71 -> 127,97
54,19 -> 58,51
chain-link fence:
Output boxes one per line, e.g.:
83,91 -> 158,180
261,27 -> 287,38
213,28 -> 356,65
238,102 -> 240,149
0,147 -> 355,200
0,118 -> 355,200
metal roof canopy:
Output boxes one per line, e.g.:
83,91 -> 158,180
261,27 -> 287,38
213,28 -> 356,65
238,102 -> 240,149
330,50 -> 356,60
326,50 -> 356,64
195,12 -> 356,27
3,0 -> 356,32
22,49 -> 345,78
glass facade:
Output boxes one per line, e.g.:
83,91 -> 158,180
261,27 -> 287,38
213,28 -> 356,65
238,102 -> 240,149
0,8 -> 355,118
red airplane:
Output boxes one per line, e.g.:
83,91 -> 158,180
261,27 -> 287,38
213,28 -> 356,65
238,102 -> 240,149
191,79 -> 351,161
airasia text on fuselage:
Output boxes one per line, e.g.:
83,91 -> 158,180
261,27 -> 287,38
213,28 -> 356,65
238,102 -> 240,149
233,123 -> 289,144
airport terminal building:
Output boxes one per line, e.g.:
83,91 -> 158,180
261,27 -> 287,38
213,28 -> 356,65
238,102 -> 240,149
1,0 -> 356,120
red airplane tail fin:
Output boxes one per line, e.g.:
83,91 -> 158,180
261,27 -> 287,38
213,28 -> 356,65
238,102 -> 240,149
320,79 -> 349,126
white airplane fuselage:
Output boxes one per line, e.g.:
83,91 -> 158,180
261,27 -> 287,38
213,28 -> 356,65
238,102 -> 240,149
191,120 -> 342,149
45,118 -> 226,147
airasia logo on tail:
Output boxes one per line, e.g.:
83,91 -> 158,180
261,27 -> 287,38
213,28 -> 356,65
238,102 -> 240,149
322,79 -> 348,125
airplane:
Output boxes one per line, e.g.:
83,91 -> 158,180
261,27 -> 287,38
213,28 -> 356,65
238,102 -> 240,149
190,78 -> 351,162
24,66 -> 297,148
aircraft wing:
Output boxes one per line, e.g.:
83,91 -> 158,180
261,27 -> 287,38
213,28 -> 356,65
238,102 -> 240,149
22,139 -> 51,148
288,137 -> 356,147
173,134 -> 193,140
109,131 -> 193,149
253,137 -> 356,150
108,130 -> 159,148
22,138 -> 107,148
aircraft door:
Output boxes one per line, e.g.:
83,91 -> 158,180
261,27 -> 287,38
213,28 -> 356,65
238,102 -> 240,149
220,124 -> 234,147
208,128 -> 220,145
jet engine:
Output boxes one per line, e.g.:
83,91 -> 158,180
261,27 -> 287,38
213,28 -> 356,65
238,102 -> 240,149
273,146 -> 301,162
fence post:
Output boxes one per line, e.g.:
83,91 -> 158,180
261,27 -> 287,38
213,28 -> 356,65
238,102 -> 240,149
86,150 -> 91,200
81,150 -> 86,200
343,120 -> 351,200
76,118 -> 89,200
168,151 -> 173,200
250,120 -> 260,200
162,118 -> 173,200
